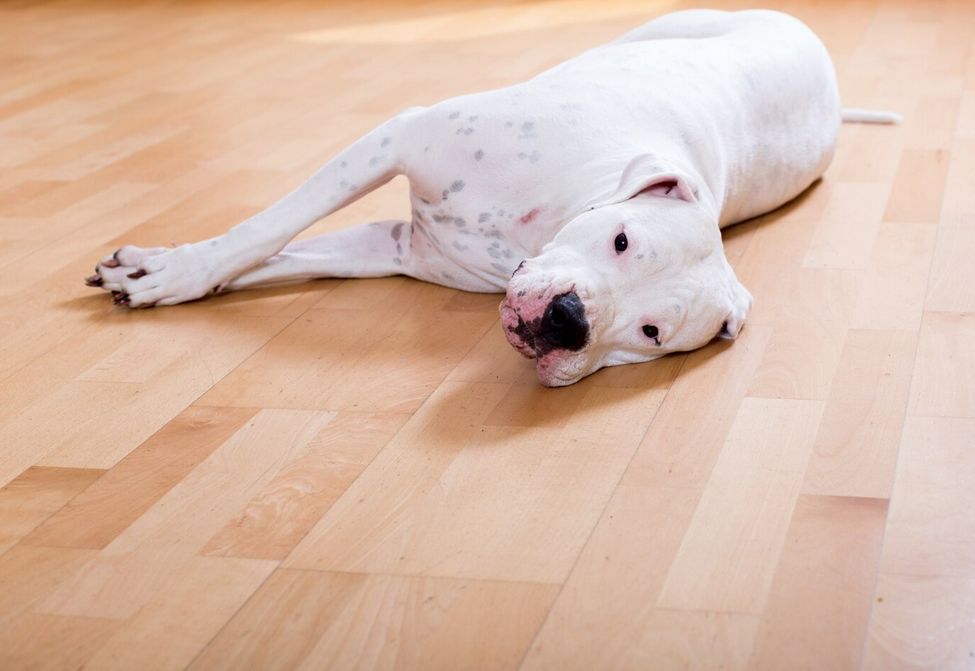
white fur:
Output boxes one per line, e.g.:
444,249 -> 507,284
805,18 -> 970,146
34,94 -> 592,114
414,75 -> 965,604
88,9 -> 896,385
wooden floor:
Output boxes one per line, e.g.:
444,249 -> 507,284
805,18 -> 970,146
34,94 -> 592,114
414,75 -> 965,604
1,0 -> 973,668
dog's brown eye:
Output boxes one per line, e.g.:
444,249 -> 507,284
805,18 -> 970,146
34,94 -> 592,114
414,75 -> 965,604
614,232 -> 628,253
642,324 -> 659,339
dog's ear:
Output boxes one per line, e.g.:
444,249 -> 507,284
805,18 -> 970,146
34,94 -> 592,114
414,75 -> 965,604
718,278 -> 753,340
614,154 -> 699,204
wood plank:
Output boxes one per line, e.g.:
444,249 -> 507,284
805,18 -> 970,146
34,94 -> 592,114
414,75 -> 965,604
0,545 -> 95,624
883,149 -> 950,223
37,409 -> 332,619
878,416 -> 975,577
520,484 -> 714,670
851,223 -> 937,331
0,466 -> 104,554
189,569 -> 557,671
746,269 -> 857,400
23,406 -> 257,549
747,494 -> 888,670
863,573 -> 975,671
908,311 -> 975,418
801,329 -> 916,499
83,556 -> 277,671
285,383 -> 666,583
0,613 -> 119,671
201,411 -> 410,560
657,398 -> 824,613
803,181 -> 890,269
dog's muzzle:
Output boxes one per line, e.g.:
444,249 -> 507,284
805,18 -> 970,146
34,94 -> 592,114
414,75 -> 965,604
501,291 -> 590,358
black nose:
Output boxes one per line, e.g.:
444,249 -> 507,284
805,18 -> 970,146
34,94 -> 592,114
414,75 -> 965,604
539,292 -> 589,351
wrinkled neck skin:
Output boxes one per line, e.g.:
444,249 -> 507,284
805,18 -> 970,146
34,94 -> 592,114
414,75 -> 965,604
501,162 -> 751,387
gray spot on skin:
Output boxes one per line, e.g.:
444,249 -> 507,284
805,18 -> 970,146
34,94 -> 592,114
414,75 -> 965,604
348,184 -> 358,192
467,115 -> 478,122
381,137 -> 391,147
424,146 -> 430,152
452,241 -> 469,252
340,179 -> 348,188
505,121 -> 513,128
491,262 -> 509,274
517,290 -> 526,297
517,150 -> 542,163
450,180 -> 465,193
474,150 -> 484,161
393,257 -> 402,266
340,161 -> 347,168
454,218 -> 466,228
449,112 -> 460,119
464,128 -> 474,135
432,214 -> 448,223
396,243 -> 402,254
442,190 -> 449,200
391,222 -> 404,241
478,212 -> 491,223
636,253 -> 644,260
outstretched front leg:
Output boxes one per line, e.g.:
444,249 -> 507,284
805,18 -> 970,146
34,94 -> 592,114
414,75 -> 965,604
86,110 -> 420,307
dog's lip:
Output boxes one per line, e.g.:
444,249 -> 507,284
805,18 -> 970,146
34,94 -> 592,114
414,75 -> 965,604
500,300 -> 537,358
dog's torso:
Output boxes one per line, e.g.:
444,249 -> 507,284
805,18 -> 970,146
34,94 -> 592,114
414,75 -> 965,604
398,9 -> 840,291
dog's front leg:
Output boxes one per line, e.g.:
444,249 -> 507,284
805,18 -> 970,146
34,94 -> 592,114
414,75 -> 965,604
88,110 -> 420,307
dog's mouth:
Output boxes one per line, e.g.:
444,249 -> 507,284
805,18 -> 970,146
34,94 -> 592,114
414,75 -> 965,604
500,300 -> 541,359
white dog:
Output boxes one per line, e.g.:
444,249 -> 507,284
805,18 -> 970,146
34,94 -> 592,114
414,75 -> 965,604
86,9 -> 897,386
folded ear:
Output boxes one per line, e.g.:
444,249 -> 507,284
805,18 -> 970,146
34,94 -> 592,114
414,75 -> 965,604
614,153 -> 699,204
718,278 -> 753,340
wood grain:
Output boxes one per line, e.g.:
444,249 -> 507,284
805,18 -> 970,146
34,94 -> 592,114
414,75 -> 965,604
1,0 -> 973,667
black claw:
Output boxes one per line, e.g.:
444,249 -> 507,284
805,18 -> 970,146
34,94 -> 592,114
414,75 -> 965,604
113,292 -> 130,305
127,269 -> 147,279
85,274 -> 103,287
102,258 -> 120,268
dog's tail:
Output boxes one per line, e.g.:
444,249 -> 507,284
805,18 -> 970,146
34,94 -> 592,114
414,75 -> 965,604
841,108 -> 903,124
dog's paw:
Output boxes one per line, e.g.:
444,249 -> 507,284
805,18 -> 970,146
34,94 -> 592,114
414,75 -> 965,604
87,244 -> 223,308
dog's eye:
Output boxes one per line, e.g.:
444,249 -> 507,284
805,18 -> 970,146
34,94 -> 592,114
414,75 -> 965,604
614,232 -> 628,253
642,324 -> 659,339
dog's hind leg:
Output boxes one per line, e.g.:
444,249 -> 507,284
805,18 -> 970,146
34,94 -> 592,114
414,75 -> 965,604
219,219 -> 412,294
88,109 -> 423,308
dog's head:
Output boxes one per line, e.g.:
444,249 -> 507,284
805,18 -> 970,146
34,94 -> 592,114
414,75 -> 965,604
500,154 -> 752,386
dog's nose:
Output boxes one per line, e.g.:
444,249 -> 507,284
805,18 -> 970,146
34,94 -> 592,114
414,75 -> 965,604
539,292 -> 589,351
